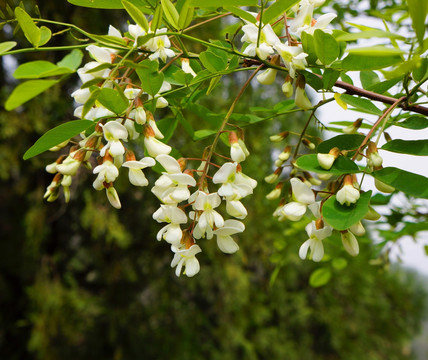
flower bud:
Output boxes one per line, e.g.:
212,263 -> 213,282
256,68 -> 278,85
341,230 -> 359,256
336,175 -> 360,206
343,118 -> 363,134
366,142 -> 383,168
278,145 -> 292,161
266,183 -> 283,200
374,178 -> 395,193
49,140 -> 69,152
317,147 -> 340,170
269,131 -> 289,143
295,75 -> 312,110
282,75 -> 294,97
274,159 -> 284,168
318,173 -> 333,181
302,138 -> 315,150
135,106 -> 147,125
349,221 -> 365,236
364,206 -> 381,221
265,168 -> 282,184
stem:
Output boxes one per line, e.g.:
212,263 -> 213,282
183,12 -> 232,33
198,65 -> 263,188
3,44 -> 89,55
293,109 -> 316,159
352,96 -> 406,161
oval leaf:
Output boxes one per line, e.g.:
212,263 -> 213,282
0,41 -> 17,54
341,54 -> 403,71
317,134 -> 365,155
14,61 -> 73,79
97,88 -> 129,114
309,268 -> 331,287
340,94 -> 383,115
5,79 -> 58,110
15,7 -> 40,47
23,120 -> 94,160
322,191 -> 372,231
373,167 -> 428,199
38,26 -> 52,47
122,0 -> 149,32
396,116 -> 428,130
295,154 -> 360,175
314,29 -> 339,65
381,139 -> 428,156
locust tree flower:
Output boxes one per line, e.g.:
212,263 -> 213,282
299,220 -> 332,262
122,153 -> 155,186
256,68 -> 278,85
128,24 -> 146,46
181,58 -> 197,77
303,13 -> 337,35
143,125 -> 171,157
280,177 -> 315,221
274,42 -> 308,78
213,162 -> 256,200
93,155 -> 119,190
341,230 -> 359,256
336,175 -> 360,206
295,75 -> 312,110
144,29 -> 175,62
317,147 -> 340,170
241,20 -> 279,60
214,219 -> 245,254
100,121 -> 128,157
171,244 -> 202,277
225,199 -> 248,219
86,45 -> 115,64
229,131 -> 249,163
349,221 -> 365,236
194,192 -> 224,235
153,204 -> 188,245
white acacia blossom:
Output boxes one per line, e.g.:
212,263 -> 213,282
299,221 -> 332,262
279,178 -> 315,221
214,219 -> 245,254
171,244 -> 202,277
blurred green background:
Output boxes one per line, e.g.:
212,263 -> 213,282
1,0 -> 427,359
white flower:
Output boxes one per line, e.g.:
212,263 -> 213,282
214,219 -> 245,254
194,192 -> 224,236
171,244 -> 202,277
317,153 -> 336,170
299,221 -> 332,262
108,25 -> 122,38
100,121 -> 128,157
153,204 -> 188,245
279,178 -> 315,221
128,24 -> 146,46
122,157 -> 155,186
86,45 -> 114,64
144,28 -> 175,62
124,87 -> 141,100
71,88 -> 91,104
106,186 -> 121,209
336,180 -> 360,206
289,0 -> 314,35
77,61 -> 111,83
213,162 -> 256,200
93,159 -> 119,189
56,152 -> 82,176
144,132 -> 171,157
303,13 -> 337,35
349,221 -> 365,236
341,230 -> 359,256
230,139 -> 249,163
256,68 -> 278,85
273,42 -> 308,78
294,83 -> 312,110
181,58 -> 197,77
226,199 -> 248,219
241,21 -> 279,60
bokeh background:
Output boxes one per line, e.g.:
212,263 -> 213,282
1,0 -> 427,359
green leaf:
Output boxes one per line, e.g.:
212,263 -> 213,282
5,79 -> 58,110
262,0 -> 300,24
38,26 -> 52,47
381,139 -> 428,156
136,63 -> 165,96
396,115 -> 428,130
190,0 -> 257,6
413,57 -> 428,81
161,0 -> 179,29
407,0 -> 428,48
317,134 -> 365,154
366,77 -> 401,94
335,30 -> 406,41
322,191 -> 372,231
151,4 -> 163,31
193,129 -> 216,140
13,61 -> 73,79
339,94 -> 383,116
178,0 -> 194,29
82,88 -> 101,118
332,258 -> 348,270
68,0 -> 151,9
347,46 -> 405,56
373,167 -> 428,199
156,117 -> 178,142
199,50 -> 228,72
122,0 -> 149,32
57,49 -> 84,70
175,110 -> 194,137
309,268 -> 331,287
301,32 -> 318,65
23,120 -> 94,160
15,7 -> 40,46
90,34 -> 128,48
97,88 -> 129,114
341,53 -> 403,71
360,71 -> 380,90
322,68 -> 340,90
225,6 -> 256,23
295,154 -> 360,175
300,69 -> 323,90
314,29 -> 339,65
0,41 -> 17,54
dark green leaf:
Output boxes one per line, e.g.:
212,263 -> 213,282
295,154 -> 360,175
360,71 -> 380,90
23,120 -> 94,160
301,32 -> 317,65
97,88 -> 129,114
396,115 -> 428,129
373,167 -> 428,199
5,79 -> 58,110
300,70 -> 323,90
199,50 -> 228,72
322,68 -> 340,90
366,76 -> 401,94
156,117 -> 178,142
136,65 -> 165,96
322,191 -> 372,231
309,268 -> 331,287
339,94 -> 383,116
381,139 -> 428,156
317,134 -> 365,154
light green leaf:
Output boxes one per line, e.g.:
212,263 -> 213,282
381,139 -> 428,156
225,6 -> 256,23
90,34 -> 128,48
38,26 -> 52,47
97,88 -> 129,114
347,46 -> 405,56
341,53 -> 403,71
339,94 -> 383,116
314,29 -> 339,65
136,63 -> 165,96
360,71 -> 380,90
262,0 -> 300,24
335,30 -> 405,41
57,49 -> 84,70
322,191 -> 372,231
309,268 -> 331,287
13,61 -> 73,79
122,0 -> 149,32
193,129 -> 216,140
23,120 -> 94,160
5,79 -> 58,110
396,115 -> 428,130
295,154 -> 360,175
366,77 -> 401,94
151,5 -> 163,31
68,0 -> 152,9
332,258 -> 348,270
15,7 -> 40,46
0,41 -> 17,55
322,68 -> 340,90
178,0 -> 194,29
407,0 -> 428,48
301,32 -> 317,65
373,167 -> 428,198
162,0 -> 180,29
